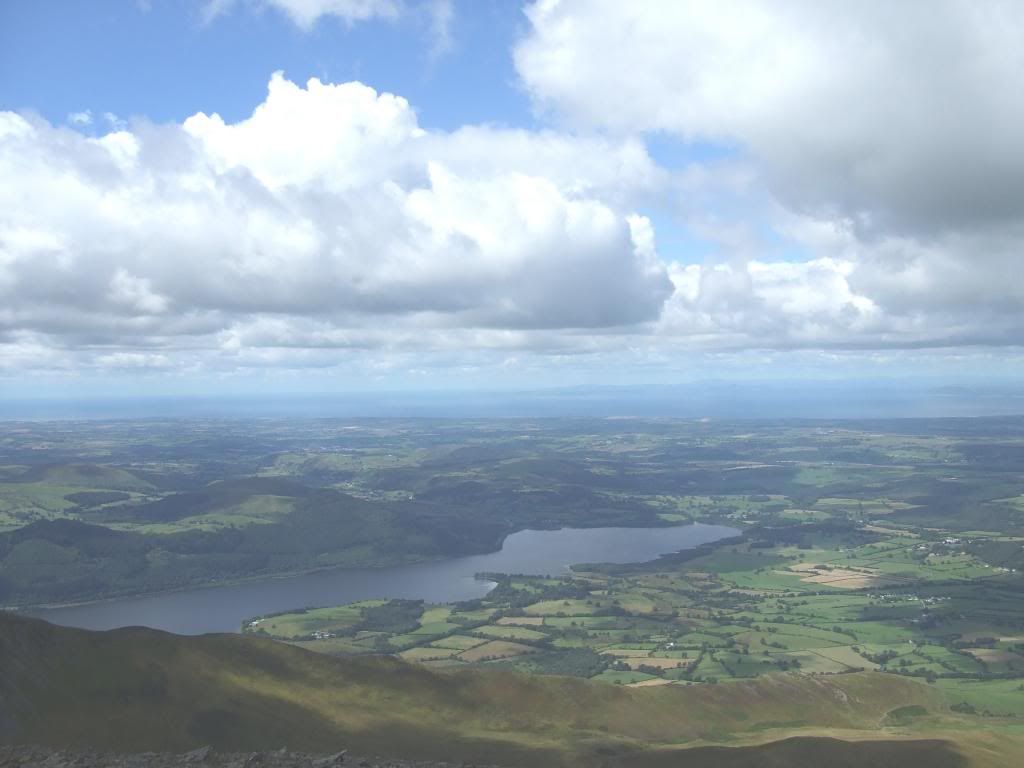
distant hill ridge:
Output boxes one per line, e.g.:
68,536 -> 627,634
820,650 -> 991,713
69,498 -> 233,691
14,463 -> 153,491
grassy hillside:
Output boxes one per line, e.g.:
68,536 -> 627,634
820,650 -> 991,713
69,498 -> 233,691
0,486 -> 509,606
15,464 -> 154,492
2,613 -> 1020,767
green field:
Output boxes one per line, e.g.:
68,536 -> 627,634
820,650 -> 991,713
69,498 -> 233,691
248,521 -> 1024,701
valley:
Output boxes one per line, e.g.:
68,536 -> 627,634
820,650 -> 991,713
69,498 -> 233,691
3,416 -> 1024,765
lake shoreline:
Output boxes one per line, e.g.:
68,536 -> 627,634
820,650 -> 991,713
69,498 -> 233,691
5,550 -> 451,613
6,519 -> 728,613
23,522 -> 740,635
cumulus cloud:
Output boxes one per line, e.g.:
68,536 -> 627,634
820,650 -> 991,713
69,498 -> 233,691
67,110 -> 92,127
515,0 -> 1024,350
7,2 -> 1024,382
204,0 -> 401,29
203,0 -> 456,62
517,0 -> 1024,235
660,258 -> 880,349
0,74 -> 671,374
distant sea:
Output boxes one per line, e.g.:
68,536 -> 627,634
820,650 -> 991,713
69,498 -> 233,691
1,380 -> 1023,421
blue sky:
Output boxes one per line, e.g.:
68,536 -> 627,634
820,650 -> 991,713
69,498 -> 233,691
1,1 -> 531,130
1,1 -> 1022,400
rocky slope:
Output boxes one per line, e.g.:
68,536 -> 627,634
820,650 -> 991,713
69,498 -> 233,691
0,746 -> 490,768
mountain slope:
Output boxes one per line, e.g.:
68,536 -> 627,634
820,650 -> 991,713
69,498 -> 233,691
0,612 -> 1013,767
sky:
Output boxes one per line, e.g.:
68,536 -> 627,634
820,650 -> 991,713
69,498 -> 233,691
2,0 -> 1024,400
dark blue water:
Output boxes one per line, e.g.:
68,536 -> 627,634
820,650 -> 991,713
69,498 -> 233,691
24,522 -> 737,635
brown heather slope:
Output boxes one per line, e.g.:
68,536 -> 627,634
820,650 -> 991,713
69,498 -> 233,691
0,612 -> 1014,767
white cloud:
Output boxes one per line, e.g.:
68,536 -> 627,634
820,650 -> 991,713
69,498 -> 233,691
9,0 -> 1024,385
0,74 -> 672,375
204,0 -> 401,29
426,0 -> 455,60
516,0 -> 1024,235
94,351 -> 172,369
108,270 -> 170,315
659,258 -> 884,349
67,110 -> 92,127
515,0 -> 1024,351
202,0 -> 456,61
102,112 -> 127,131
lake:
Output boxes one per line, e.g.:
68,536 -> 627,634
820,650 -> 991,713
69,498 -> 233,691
24,522 -> 738,635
